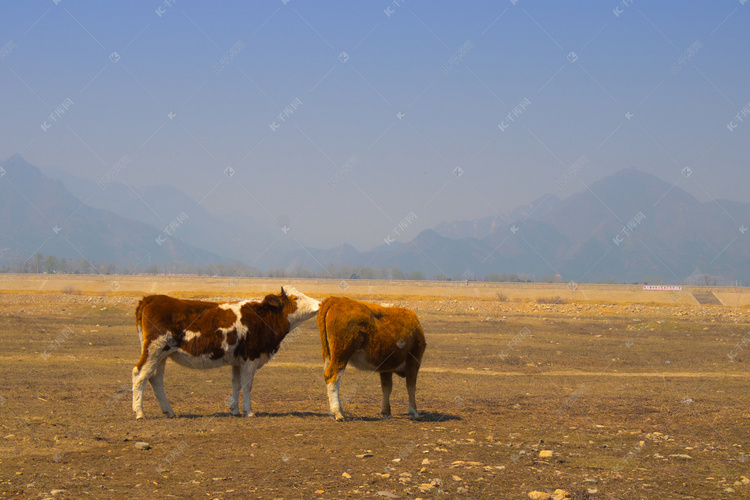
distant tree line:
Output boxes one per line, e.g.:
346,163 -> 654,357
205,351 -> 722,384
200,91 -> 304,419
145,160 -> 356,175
1,253 -> 744,286
2,253 -> 109,275
0,253 -> 535,282
484,273 -> 533,283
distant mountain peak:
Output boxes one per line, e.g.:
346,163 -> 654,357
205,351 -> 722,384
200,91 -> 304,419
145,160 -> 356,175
433,193 -> 561,240
593,167 -> 674,188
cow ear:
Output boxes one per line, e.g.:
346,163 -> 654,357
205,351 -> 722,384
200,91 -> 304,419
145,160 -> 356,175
280,286 -> 286,297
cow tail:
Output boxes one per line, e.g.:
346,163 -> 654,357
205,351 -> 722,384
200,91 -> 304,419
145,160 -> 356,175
318,298 -> 331,362
135,298 -> 145,346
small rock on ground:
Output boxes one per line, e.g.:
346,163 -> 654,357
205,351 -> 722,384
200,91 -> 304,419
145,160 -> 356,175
552,489 -> 570,500
377,491 -> 399,498
528,492 -> 551,500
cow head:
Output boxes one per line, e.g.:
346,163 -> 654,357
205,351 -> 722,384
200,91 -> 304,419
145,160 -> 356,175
268,287 -> 320,330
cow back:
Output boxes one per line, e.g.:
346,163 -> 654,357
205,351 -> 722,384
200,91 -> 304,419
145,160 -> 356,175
139,295 -> 234,336
318,296 -> 426,371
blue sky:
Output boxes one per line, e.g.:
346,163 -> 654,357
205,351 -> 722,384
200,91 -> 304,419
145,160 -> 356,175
1,0 -> 748,250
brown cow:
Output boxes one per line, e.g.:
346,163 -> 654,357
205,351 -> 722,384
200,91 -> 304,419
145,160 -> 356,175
132,287 -> 319,419
317,296 -> 426,421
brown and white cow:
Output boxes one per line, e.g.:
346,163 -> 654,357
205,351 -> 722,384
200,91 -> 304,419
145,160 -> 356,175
132,287 -> 320,419
317,296 -> 426,421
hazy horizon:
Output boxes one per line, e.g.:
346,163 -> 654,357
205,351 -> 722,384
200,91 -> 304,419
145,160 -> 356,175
2,1 -> 749,250
25,158 -> 701,252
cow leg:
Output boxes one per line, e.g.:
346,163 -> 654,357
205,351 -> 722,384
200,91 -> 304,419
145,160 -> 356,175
132,355 -> 159,419
229,365 -> 241,416
240,360 -> 259,417
326,371 -> 346,421
132,365 -> 148,419
405,360 -> 420,420
133,343 -> 173,420
148,359 -> 175,418
324,356 -> 348,421
380,372 -> 393,419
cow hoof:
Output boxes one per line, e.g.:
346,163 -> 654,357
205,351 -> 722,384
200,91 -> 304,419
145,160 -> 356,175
334,413 -> 346,422
408,411 -> 420,420
381,413 -> 392,420
135,414 -> 145,420
246,412 -> 255,418
164,411 -> 176,418
230,409 -> 240,417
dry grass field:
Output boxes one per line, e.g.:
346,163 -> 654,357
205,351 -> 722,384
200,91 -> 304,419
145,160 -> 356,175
1,275 -> 750,499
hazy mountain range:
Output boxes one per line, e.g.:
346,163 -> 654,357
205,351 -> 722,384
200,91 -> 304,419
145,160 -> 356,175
40,163 -> 281,266
0,156 -> 229,272
1,155 -> 748,283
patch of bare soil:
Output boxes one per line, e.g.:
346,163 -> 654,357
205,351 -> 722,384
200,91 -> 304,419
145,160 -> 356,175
1,287 -> 749,499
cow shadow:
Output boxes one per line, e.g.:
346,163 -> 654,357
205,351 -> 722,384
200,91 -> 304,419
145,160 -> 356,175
175,411 -> 460,421
177,411 -> 331,419
415,411 -> 461,422
328,412 -> 462,423
177,413 -> 216,419
253,411 -> 334,418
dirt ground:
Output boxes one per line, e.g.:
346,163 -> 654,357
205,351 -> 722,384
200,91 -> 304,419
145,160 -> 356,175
1,277 -> 750,499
